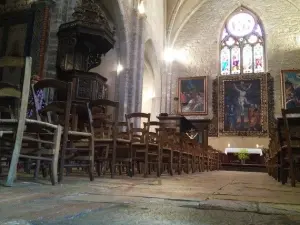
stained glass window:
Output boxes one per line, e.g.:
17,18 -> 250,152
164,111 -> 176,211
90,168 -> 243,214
231,46 -> 240,74
220,47 -> 230,75
220,8 -> 265,75
243,44 -> 252,73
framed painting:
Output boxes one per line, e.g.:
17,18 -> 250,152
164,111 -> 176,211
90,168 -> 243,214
280,70 -> 300,109
219,74 -> 268,136
178,76 -> 208,115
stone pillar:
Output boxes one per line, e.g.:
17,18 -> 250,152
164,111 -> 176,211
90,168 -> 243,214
160,65 -> 167,113
127,9 -> 140,114
135,14 -> 146,113
165,63 -> 173,114
117,68 -> 130,121
152,96 -> 161,120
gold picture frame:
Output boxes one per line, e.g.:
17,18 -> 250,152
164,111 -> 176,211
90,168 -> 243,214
219,73 -> 268,136
280,69 -> 300,109
177,76 -> 208,115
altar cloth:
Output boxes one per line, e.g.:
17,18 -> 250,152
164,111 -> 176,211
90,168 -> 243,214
225,148 -> 263,156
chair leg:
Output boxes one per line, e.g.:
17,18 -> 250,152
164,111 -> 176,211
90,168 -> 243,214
157,148 -> 161,177
51,125 -> 62,185
34,136 -> 43,179
111,142 -> 116,179
88,136 -> 95,181
96,161 -> 101,176
144,154 -> 148,178
59,128 -> 69,183
291,160 -> 296,187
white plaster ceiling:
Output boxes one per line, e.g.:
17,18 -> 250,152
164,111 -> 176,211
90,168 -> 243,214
167,0 -> 300,47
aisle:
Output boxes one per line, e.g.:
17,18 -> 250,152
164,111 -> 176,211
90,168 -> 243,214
1,171 -> 300,224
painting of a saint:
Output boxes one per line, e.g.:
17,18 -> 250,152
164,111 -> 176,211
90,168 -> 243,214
281,70 -> 300,109
219,74 -> 268,136
178,76 -> 207,115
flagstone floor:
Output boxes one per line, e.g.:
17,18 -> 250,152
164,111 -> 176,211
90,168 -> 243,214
1,171 -> 300,225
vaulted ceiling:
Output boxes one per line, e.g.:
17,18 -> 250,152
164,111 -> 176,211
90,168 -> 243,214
167,0 -> 300,47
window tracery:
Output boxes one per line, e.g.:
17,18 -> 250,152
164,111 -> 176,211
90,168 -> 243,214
220,9 -> 265,75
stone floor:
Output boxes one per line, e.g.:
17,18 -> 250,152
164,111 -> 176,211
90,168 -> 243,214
1,171 -> 300,225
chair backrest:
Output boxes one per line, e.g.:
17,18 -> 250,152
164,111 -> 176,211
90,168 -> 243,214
32,79 -> 73,128
280,108 -> 300,149
0,82 -> 22,119
117,121 -> 131,139
88,99 -> 119,139
0,56 -> 33,186
125,113 -> 150,143
0,57 -> 30,121
144,121 -> 162,144
0,82 -> 21,97
0,56 -> 25,68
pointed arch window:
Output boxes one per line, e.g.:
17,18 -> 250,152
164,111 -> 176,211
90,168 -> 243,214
220,9 -> 265,75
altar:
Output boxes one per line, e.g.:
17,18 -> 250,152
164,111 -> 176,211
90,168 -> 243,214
221,147 -> 266,172
225,148 -> 263,156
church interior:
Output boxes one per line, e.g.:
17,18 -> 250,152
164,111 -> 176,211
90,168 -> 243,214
1,0 -> 300,224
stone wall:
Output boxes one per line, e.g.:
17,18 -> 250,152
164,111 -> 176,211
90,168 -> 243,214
170,0 -> 300,150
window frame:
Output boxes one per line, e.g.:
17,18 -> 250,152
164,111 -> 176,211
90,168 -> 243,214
220,8 -> 266,76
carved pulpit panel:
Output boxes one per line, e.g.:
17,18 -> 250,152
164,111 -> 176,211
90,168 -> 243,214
56,0 -> 115,102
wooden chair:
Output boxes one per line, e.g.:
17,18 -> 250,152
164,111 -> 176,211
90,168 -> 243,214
267,128 -> 280,180
188,138 -> 202,173
279,108 -> 300,186
146,124 -> 177,176
181,135 -> 194,174
89,99 -> 130,178
32,79 -> 95,182
0,57 -> 62,186
172,131 -> 183,174
144,121 -> 162,176
125,113 -> 153,177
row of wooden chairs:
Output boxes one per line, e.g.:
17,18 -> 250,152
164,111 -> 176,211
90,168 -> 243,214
0,57 -> 221,186
93,119 -> 221,178
265,108 -> 300,187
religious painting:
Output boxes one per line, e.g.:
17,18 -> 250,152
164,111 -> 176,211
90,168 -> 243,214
280,70 -> 300,109
178,76 -> 208,115
219,74 -> 268,136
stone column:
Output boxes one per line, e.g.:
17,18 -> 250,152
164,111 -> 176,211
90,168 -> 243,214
165,63 -> 173,114
127,9 -> 140,114
117,68 -> 130,121
134,13 -> 146,114
160,65 -> 167,113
